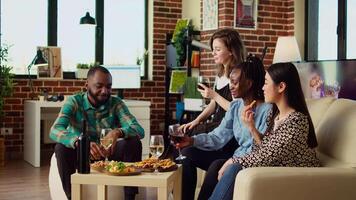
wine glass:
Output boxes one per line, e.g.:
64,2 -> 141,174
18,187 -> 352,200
168,124 -> 186,161
197,76 -> 211,108
149,135 -> 164,159
197,76 -> 211,90
100,128 -> 113,161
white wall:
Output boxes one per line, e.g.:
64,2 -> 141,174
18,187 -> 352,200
182,0 -> 201,30
294,0 -> 305,61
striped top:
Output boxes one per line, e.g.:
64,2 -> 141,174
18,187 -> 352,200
49,92 -> 144,148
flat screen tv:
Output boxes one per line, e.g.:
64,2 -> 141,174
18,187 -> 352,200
294,60 -> 356,100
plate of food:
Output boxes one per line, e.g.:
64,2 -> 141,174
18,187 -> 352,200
156,159 -> 178,172
90,160 -> 108,172
105,161 -> 142,176
134,158 -> 158,172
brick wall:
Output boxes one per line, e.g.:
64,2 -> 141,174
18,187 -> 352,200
0,0 -> 182,159
1,0 -> 295,159
199,0 -> 295,77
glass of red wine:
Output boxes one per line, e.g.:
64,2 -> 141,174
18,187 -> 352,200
198,76 -> 210,90
197,76 -> 211,108
168,124 -> 186,161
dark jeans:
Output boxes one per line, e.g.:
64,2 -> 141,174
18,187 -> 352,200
181,139 -> 237,200
55,137 -> 142,200
198,159 -> 227,200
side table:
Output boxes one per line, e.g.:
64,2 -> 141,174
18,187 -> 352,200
71,165 -> 182,200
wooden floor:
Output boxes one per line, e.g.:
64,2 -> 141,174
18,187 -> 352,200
0,160 -> 51,200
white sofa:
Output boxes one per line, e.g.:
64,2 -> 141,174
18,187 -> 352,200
196,97 -> 356,200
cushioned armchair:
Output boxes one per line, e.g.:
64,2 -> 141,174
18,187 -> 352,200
196,97 -> 356,200
232,97 -> 356,200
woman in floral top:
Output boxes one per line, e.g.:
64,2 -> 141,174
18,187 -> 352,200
208,62 -> 320,200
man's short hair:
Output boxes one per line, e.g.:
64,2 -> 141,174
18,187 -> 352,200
87,66 -> 111,78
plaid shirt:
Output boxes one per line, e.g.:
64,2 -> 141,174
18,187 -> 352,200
49,92 -> 144,148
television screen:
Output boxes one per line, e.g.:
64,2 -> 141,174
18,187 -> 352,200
294,60 -> 356,100
102,65 -> 141,89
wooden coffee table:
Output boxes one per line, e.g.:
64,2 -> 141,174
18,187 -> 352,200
71,165 -> 182,200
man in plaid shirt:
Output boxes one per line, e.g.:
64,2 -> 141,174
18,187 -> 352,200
50,66 -> 144,200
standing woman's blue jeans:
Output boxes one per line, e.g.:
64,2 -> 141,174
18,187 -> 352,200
208,163 -> 243,200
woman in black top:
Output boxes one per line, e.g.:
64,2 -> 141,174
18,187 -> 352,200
180,28 -> 246,137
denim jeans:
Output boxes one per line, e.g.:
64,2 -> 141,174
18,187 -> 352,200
208,163 -> 242,200
198,159 -> 227,200
181,147 -> 233,200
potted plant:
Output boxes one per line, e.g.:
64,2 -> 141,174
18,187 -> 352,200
0,44 -> 15,118
172,19 -> 195,67
76,62 -> 97,79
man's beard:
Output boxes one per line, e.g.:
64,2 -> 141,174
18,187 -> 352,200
88,89 -> 109,106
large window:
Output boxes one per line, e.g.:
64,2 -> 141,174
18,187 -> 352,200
317,0 -> 338,60
104,0 -> 146,76
58,0 -> 96,71
307,0 -> 356,60
1,0 -> 147,77
347,0 -> 356,59
1,0 -> 47,74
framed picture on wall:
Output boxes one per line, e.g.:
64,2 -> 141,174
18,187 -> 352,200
234,0 -> 258,29
203,0 -> 218,30
37,46 -> 62,79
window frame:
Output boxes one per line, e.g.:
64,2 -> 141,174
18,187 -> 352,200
12,0 -> 148,79
305,0 -> 348,61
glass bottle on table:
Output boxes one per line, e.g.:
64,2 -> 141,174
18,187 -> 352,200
78,120 -> 90,174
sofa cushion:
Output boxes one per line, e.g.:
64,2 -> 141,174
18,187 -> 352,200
306,97 -> 336,129
313,98 -> 356,167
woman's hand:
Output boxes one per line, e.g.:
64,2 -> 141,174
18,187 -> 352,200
218,158 -> 234,181
241,101 -> 263,144
179,120 -> 200,134
197,83 -> 217,99
176,135 -> 194,149
241,101 -> 256,131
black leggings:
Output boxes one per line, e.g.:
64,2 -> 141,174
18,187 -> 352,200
181,139 -> 237,200
55,137 -> 142,200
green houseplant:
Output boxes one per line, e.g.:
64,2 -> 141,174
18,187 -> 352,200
76,62 -> 97,79
0,44 -> 15,117
172,19 -> 193,66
